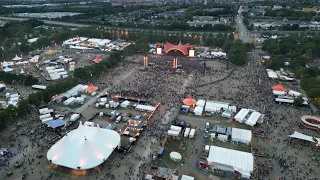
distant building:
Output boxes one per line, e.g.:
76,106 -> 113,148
302,8 -> 317,13
272,5 -> 283,10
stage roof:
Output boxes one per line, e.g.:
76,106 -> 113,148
163,41 -> 189,55
47,122 -> 121,169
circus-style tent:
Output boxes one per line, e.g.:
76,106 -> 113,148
183,96 -> 197,106
93,56 -> 102,63
12,55 -> 22,61
272,84 -> 285,91
47,122 -> 121,169
86,83 -> 99,93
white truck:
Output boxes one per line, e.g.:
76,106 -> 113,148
189,129 -> 195,138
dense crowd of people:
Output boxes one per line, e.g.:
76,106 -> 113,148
0,52 -> 319,180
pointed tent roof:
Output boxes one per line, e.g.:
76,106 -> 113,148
93,56 -> 102,63
272,84 -> 285,91
86,83 -> 98,93
183,96 -> 197,106
12,55 -> 22,61
47,121 -> 121,169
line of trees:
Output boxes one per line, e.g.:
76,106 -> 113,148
262,33 -> 320,107
0,72 -> 39,86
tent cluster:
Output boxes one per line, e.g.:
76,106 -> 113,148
181,96 -> 236,119
272,84 -> 308,105
266,69 -> 295,81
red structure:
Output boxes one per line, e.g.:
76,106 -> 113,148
164,42 -> 190,56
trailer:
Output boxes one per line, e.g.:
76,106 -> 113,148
189,129 -> 195,138
184,128 -> 191,137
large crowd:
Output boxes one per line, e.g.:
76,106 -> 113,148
0,52 -> 319,180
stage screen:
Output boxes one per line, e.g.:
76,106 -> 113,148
189,49 -> 195,57
156,47 -> 162,55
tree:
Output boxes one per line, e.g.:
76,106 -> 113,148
293,95 -> 304,106
265,55 -> 285,70
16,99 -> 31,117
227,41 -> 247,66
24,75 -> 38,86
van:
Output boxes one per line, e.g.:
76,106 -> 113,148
205,122 -> 210,130
116,116 -> 122,123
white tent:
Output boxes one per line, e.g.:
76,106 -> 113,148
47,122 -> 121,169
194,106 -> 203,116
222,111 -> 232,118
288,90 -> 301,97
288,131 -> 320,146
196,99 -> 206,107
207,146 -> 254,178
12,55 -> 22,61
232,128 -> 252,144
206,101 -> 229,111
120,100 -> 130,108
267,69 -> 278,79
181,175 -> 194,180
272,90 -> 287,96
3,66 -> 13,72
1,61 -> 14,67
170,152 -> 182,162
245,111 -> 262,126
234,109 -> 250,123
135,104 -> 155,112
217,134 -> 228,141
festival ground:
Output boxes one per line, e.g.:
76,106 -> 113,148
0,51 -> 319,180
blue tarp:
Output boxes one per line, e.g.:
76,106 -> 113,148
106,126 -> 113,130
226,127 -> 232,136
46,119 -> 66,129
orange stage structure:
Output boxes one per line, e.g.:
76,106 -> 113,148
156,42 -> 195,57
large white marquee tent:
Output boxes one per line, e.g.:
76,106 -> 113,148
231,128 -> 252,144
207,146 -> 254,178
47,122 -> 121,169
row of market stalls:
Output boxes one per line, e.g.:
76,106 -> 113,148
272,84 -> 308,105
266,69 -> 294,81
62,37 -> 131,51
52,84 -> 99,106
38,107 -> 81,128
182,96 -> 236,118
1,54 -> 39,73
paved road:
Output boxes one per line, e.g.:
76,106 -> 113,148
236,13 -> 250,43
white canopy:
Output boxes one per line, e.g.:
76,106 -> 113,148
232,128 -> 252,144
207,146 -> 254,178
234,108 -> 250,123
181,175 -> 194,180
47,122 -> 121,169
267,70 -> 278,79
288,131 -> 320,146
135,104 -> 155,112
245,111 -> 262,126
194,106 -> 203,116
170,152 -> 182,162
1,61 -> 14,67
3,66 -> 13,72
196,99 -> 206,107
273,90 -> 287,96
12,55 -> 22,61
